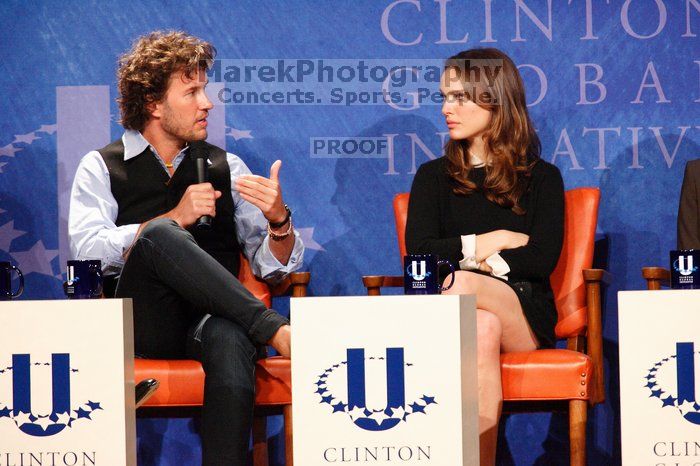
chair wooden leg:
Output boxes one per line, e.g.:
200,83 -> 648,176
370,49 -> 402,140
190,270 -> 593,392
284,404 -> 293,466
252,414 -> 269,466
569,399 -> 587,466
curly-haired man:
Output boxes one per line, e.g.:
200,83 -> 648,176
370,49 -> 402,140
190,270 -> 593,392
68,30 -> 303,464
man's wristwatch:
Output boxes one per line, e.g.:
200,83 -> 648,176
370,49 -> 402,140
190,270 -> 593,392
269,204 -> 291,229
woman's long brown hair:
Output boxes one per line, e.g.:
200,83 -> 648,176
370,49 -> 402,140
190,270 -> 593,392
443,48 -> 540,214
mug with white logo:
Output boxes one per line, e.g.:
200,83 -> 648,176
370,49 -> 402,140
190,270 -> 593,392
670,250 -> 700,289
0,261 -> 24,300
403,254 -> 456,295
64,260 -> 103,299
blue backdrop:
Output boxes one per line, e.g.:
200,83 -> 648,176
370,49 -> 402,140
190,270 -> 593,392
1,1 -> 699,464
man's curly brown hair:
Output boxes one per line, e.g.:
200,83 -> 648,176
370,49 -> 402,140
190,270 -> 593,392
117,30 -> 216,131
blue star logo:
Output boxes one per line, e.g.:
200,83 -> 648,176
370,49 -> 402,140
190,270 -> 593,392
0,357 -> 103,437
409,402 -> 426,414
74,407 -> 92,420
643,348 -> 700,425
86,401 -> 102,411
332,402 -> 347,413
313,353 -> 437,432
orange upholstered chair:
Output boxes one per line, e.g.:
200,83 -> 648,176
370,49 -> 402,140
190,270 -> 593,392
362,188 -> 606,466
134,255 -> 309,466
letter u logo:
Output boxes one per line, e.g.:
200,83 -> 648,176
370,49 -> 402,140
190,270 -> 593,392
679,256 -> 694,276
411,261 -> 427,281
676,342 -> 700,425
13,353 -> 71,436
346,347 -> 405,431
66,265 -> 76,285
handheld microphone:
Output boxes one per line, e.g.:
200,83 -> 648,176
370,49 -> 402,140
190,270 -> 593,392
191,142 -> 212,230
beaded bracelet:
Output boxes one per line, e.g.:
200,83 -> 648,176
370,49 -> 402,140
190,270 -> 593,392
268,216 -> 293,241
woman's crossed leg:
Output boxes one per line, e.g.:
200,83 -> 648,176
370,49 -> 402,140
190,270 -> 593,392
443,270 -> 539,466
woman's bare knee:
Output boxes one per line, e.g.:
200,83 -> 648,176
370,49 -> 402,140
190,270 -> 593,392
443,270 -> 480,295
477,310 -> 502,354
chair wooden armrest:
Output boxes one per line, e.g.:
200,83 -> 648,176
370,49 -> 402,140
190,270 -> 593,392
582,268 -> 608,405
271,271 -> 311,297
641,266 -> 670,290
362,275 -> 404,295
583,268 -> 610,285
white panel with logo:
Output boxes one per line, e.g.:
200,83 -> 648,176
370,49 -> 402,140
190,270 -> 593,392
619,291 -> 700,465
291,295 -> 478,465
0,299 -> 135,465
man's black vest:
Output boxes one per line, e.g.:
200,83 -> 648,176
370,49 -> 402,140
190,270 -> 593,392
98,138 -> 241,279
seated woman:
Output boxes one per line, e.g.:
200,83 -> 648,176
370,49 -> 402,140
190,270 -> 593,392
405,48 -> 564,465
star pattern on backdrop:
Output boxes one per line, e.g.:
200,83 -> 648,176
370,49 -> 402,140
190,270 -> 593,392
297,227 -> 324,251
1,123 -> 56,221
9,240 -> 59,277
0,144 -> 21,157
1,123 -> 55,169
13,132 -> 40,145
38,124 -> 57,135
0,221 -> 27,252
226,127 -> 254,140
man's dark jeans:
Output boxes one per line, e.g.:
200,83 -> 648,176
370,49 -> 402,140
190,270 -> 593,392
116,218 -> 288,465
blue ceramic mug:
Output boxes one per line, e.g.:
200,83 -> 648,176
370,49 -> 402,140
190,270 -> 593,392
0,261 -> 24,300
403,254 -> 456,295
64,260 -> 103,299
